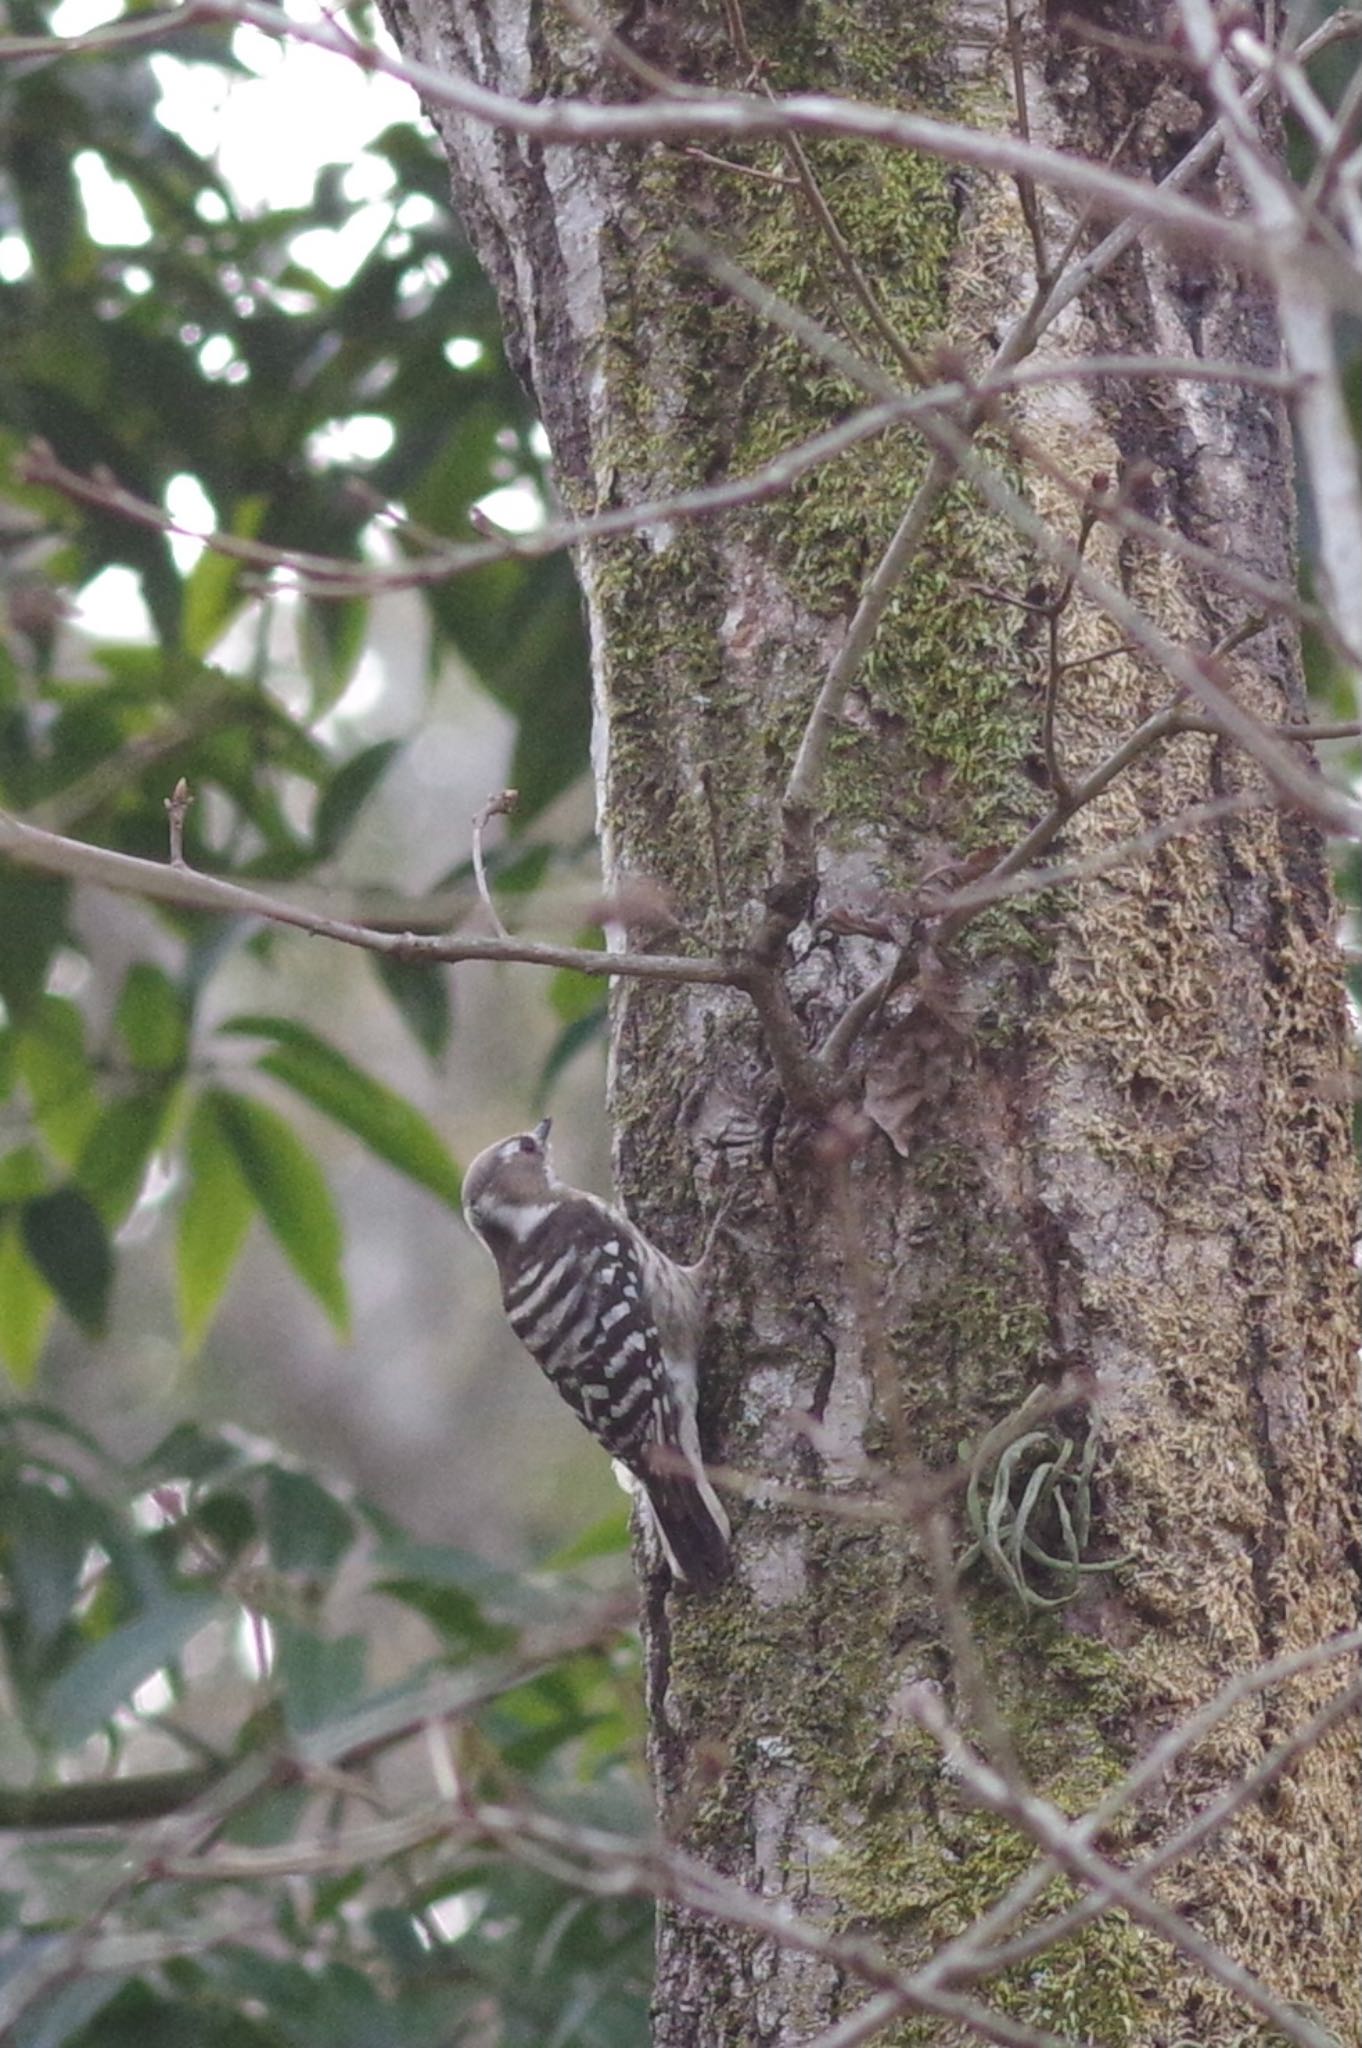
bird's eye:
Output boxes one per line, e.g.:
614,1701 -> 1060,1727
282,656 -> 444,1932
518,1135 -> 538,1155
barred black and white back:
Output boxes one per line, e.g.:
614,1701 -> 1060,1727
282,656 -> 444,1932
462,1120 -> 730,1593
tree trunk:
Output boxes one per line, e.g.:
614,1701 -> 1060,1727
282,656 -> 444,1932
378,2 -> 1359,2040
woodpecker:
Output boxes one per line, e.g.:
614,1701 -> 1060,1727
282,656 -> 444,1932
462,1119 -> 730,1593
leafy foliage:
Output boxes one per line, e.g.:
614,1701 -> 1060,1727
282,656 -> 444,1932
0,0 -> 593,1347
0,8 -> 635,2041
0,1409 -> 647,2048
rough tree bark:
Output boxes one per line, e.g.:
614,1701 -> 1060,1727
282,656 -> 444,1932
378,2 -> 1359,2041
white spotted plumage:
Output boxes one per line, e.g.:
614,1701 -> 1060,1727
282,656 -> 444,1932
462,1119 -> 730,1593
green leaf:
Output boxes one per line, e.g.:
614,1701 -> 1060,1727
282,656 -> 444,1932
0,1218 -> 55,1384
115,964 -> 189,1073
313,739 -> 400,858
436,554 -> 590,821
374,1575 -> 511,1655
0,1144 -> 50,1201
15,996 -> 99,1165
176,1093 -> 255,1354
548,964 -> 606,1025
262,1466 -> 356,1576
13,1974 -> 124,2048
181,493 -> 267,658
205,1089 -> 349,1332
372,1539 -> 558,1627
220,1015 -> 462,1207
76,1088 -> 174,1226
0,871 -> 68,1021
44,1592 -> 225,1748
4,1479 -> 92,1646
537,1009 -> 607,1103
299,593 -> 369,715
193,1487 -> 259,1566
545,1507 -> 632,1569
218,1778 -> 312,1850
272,1622 -> 367,1736
139,1420 -> 252,1487
371,951 -> 452,1058
21,1186 -> 112,1337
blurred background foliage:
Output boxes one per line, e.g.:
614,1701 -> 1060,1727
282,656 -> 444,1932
0,0 -> 644,2038
0,1404 -> 648,2046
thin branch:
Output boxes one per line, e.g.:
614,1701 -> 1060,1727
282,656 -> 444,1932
918,410 -> 1362,836
820,790 -> 1259,1075
677,144 -> 798,186
164,776 -> 193,869
801,1992 -> 917,2048
1002,427 -> 1326,650
905,1687 -> 1340,2048
1026,10 -> 1362,336
470,786 -> 518,940
917,1626 -> 1362,1992
929,799 -> 1264,927
23,348 -> 1300,605
782,447 -> 957,851
742,959 -> 836,1111
716,220 -> 1362,1072
1301,28 -> 1362,226
773,121 -> 925,382
0,809 -> 742,989
465,1800 -> 1080,2048
0,0 -> 219,60
1004,0 -> 1050,285
15,0 -> 1354,310
1178,0 -> 1362,662
0,1750 -> 281,2034
108,1778 -> 1074,2048
95,0 -> 1362,317
686,243 -> 1348,840
970,1672 -> 1362,1982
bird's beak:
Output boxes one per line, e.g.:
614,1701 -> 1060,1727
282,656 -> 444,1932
533,1116 -> 552,1145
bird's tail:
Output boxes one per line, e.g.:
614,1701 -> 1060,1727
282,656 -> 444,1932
640,1449 -> 731,1595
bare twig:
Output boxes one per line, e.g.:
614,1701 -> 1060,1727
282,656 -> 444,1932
23,347 -> 1301,606
677,144 -> 798,186
0,809 -> 741,990
471,786 -> 519,940
1024,10 -> 1362,336
970,1671 -> 1362,1981
1178,0 -> 1362,662
163,776 -> 194,869
918,1623 -> 1362,1991
0,0 -> 217,60
927,798 -> 1261,922
782,447 -> 958,861
464,1799 -> 1078,2048
1004,0 -> 1049,285
800,1991 -> 911,2048
905,1686 -> 1340,2048
65,0 -> 1361,318
773,121 -> 924,381
820,789 -> 1260,1075
919,409 -> 1362,835
15,0 -> 1357,306
1300,28 -> 1362,229
687,245 -> 1351,839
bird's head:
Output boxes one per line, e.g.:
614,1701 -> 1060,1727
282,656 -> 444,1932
462,1117 -> 559,1244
